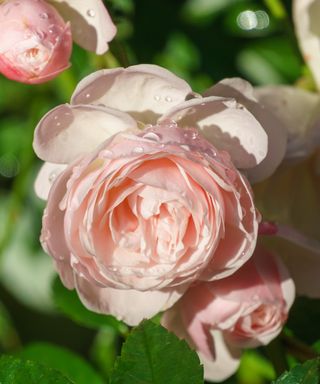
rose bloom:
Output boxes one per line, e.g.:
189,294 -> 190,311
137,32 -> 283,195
0,0 -> 116,84
32,65 -> 278,325
162,246 -> 295,382
293,0 -> 320,90
252,84 -> 320,298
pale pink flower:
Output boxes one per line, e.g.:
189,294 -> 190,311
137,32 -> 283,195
293,0 -> 320,90
0,0 -> 116,84
162,246 -> 295,382
33,65 -> 274,325
37,124 -> 259,325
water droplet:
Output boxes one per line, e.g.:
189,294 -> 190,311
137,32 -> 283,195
133,146 -> 144,154
56,122 -> 61,127
39,12 -> 49,19
101,149 -> 113,157
87,9 -> 96,17
85,93 -> 90,99
143,132 -> 160,141
35,29 -> 46,40
49,170 -> 57,183
165,96 -> 173,102
181,144 -> 190,151
154,95 -> 161,102
53,115 -> 58,120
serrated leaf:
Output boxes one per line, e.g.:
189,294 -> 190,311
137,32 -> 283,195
110,320 -> 204,384
52,277 -> 127,335
19,342 -> 104,384
0,355 -> 73,384
273,358 -> 320,384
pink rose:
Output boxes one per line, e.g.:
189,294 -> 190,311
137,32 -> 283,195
33,64 -> 273,325
162,246 -> 295,382
0,0 -> 116,84
36,123 -> 259,326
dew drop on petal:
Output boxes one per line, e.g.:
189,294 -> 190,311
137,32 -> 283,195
86,9 -> 96,17
165,96 -> 173,102
154,95 -> 161,102
133,146 -> 144,154
39,12 -> 49,19
143,132 -> 160,141
49,170 -> 58,183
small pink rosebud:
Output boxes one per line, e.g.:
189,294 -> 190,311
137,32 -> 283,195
0,0 -> 72,84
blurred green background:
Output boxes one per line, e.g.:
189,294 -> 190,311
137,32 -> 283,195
0,0 -> 316,383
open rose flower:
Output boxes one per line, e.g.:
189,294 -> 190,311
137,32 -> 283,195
0,0 -> 116,84
162,246 -> 295,382
293,0 -> 320,90
33,65 -> 274,325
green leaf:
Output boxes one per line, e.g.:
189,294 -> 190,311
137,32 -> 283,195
19,343 -> 104,384
110,320 -> 204,384
52,276 -> 128,335
0,355 -> 73,384
273,358 -> 320,384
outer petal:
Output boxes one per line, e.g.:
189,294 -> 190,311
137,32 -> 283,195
205,78 -> 287,183
159,96 -> 268,169
255,85 -> 320,159
49,0 -> 116,54
75,274 -> 185,326
200,331 -> 241,383
293,0 -> 320,90
33,104 -> 137,163
41,164 -> 74,289
35,162 -> 67,200
71,64 -> 193,124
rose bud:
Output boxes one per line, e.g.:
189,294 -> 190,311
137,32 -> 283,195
162,246 -> 295,382
0,0 -> 72,84
0,0 -> 117,84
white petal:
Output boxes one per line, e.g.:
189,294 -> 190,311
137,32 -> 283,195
200,330 -> 241,382
75,274 -> 184,326
205,78 -> 287,182
293,0 -> 320,90
33,104 -> 137,163
71,64 -> 193,124
255,85 -> 320,159
159,96 -> 268,169
49,0 -> 116,54
34,162 -> 67,200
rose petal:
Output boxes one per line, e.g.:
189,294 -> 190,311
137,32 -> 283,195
200,331 -> 241,382
255,85 -> 320,159
49,0 -> 116,54
71,64 -> 193,124
35,162 -> 67,200
74,274 -> 185,326
41,164 -> 74,288
33,103 -> 137,163
293,0 -> 320,90
159,96 -> 268,169
204,78 -> 287,183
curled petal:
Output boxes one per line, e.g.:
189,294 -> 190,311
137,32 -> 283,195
205,78 -> 287,183
33,104 -> 137,163
255,85 -> 320,159
35,162 -> 67,200
49,0 -> 116,54
200,331 -> 241,383
159,96 -> 268,169
71,64 -> 193,124
75,274 -> 186,326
